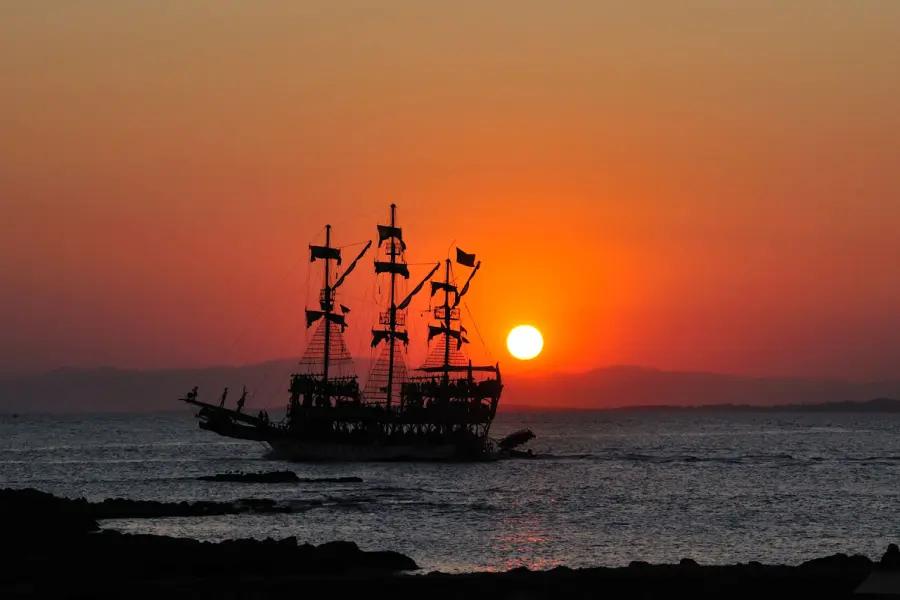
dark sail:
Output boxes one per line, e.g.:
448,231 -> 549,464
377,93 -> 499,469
398,263 -> 440,310
371,329 -> 410,347
333,241 -> 372,290
310,245 -> 341,264
374,261 -> 410,279
305,310 -> 347,330
452,261 -> 481,308
377,225 -> 406,250
431,281 -> 457,296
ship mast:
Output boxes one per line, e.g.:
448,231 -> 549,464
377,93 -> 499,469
422,248 -> 480,379
442,258 -> 452,388
322,224 -> 332,404
305,226 -> 371,405
369,206 -> 438,409
386,205 -> 398,410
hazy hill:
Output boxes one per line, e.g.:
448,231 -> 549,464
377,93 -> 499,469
0,359 -> 314,414
505,365 -> 900,409
1,362 -> 900,413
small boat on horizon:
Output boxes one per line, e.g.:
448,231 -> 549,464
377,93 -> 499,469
179,204 -> 535,461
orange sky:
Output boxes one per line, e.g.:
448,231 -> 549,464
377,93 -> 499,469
2,1 -> 899,379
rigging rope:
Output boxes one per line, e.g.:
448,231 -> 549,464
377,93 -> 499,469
463,301 -> 493,362
339,240 -> 371,249
251,313 -> 309,409
217,253 -> 305,368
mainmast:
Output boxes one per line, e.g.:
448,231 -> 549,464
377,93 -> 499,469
369,205 -> 438,410
322,225 -> 332,403
386,205 -> 398,409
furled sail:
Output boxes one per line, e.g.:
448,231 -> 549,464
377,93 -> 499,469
309,245 -> 341,264
377,225 -> 406,250
374,261 -> 410,278
332,241 -> 372,290
371,329 -> 410,347
305,310 -> 347,330
398,263 -> 440,310
430,281 -> 457,297
451,261 -> 481,308
428,325 -> 469,350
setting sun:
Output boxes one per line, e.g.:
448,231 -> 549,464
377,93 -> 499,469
507,325 -> 544,360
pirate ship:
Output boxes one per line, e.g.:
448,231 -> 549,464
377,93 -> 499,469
179,204 -> 534,461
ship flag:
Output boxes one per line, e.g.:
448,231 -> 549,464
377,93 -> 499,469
456,248 -> 476,267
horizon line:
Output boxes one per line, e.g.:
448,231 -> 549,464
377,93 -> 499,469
3,358 -> 898,384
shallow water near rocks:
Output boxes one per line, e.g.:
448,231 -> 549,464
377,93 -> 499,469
1,410 -> 897,573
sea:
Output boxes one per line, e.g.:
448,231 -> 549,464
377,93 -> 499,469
1,410 -> 898,573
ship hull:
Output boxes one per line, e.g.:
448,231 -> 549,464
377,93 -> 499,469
188,401 -> 500,462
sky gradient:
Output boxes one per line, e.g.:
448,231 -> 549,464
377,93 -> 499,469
2,1 -> 899,380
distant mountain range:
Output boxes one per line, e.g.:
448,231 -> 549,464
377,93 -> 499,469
1,361 -> 899,414
607,397 -> 900,412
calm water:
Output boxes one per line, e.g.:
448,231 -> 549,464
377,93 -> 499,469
1,410 -> 898,573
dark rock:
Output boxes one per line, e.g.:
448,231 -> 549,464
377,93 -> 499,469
362,550 -> 420,572
881,543 -> 900,569
0,488 -> 99,542
0,487 -> 885,599
800,553 -> 872,571
680,558 -> 699,567
317,540 -> 362,564
0,486 -> 292,523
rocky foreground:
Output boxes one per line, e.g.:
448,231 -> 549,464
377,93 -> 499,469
2,488 -> 897,599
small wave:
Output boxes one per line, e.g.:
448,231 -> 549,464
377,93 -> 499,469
541,452 -> 900,465
285,499 -> 324,511
538,452 -> 800,464
293,493 -> 502,514
532,453 -> 597,460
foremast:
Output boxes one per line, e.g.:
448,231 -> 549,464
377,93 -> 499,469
300,225 -> 371,408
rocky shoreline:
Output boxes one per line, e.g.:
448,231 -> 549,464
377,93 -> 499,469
2,488 -> 896,599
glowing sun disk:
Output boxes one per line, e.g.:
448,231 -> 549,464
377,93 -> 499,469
507,325 -> 544,360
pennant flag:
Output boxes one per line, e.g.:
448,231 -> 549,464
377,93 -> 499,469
456,248 -> 476,267
340,304 -> 351,313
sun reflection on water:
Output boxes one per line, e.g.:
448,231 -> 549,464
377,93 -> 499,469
486,518 -> 560,572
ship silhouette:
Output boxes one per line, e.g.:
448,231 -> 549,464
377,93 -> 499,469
179,204 -> 534,461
